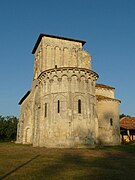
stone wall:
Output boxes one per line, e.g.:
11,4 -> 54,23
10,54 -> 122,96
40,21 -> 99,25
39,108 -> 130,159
96,98 -> 120,145
17,91 -> 33,144
17,34 -> 121,147
32,67 -> 98,147
96,86 -> 114,98
33,36 -> 91,79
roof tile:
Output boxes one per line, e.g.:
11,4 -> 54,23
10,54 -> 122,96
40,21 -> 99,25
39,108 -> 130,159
120,117 -> 135,129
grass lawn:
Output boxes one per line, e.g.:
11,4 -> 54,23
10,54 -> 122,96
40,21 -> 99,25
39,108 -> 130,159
0,142 -> 135,180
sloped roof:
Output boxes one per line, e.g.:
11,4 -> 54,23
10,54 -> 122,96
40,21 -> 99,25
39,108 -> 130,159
96,95 -> 121,103
96,83 -> 115,90
120,117 -> 135,130
32,33 -> 86,54
18,90 -> 31,105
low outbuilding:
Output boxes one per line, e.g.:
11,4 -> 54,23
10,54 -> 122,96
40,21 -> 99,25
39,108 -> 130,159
120,117 -> 135,143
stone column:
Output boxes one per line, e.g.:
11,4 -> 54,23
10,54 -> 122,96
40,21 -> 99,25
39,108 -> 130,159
40,46 -> 43,72
77,50 -> 81,68
37,54 -> 40,77
39,50 -> 42,72
51,47 -> 55,69
46,45 -> 52,69
61,48 -> 64,67
67,76 -> 72,138
43,47 -> 47,71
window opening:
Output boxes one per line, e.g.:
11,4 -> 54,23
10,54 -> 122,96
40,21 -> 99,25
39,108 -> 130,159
58,100 -> 60,113
110,118 -> 113,126
45,103 -> 47,117
55,65 -> 57,68
78,99 -> 81,113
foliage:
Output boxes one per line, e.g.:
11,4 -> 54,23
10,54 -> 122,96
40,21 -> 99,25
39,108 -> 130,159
0,115 -> 18,141
120,113 -> 130,119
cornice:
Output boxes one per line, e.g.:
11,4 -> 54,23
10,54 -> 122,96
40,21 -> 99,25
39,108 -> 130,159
32,33 -> 86,54
96,84 -> 115,90
37,67 -> 99,82
96,95 -> 121,103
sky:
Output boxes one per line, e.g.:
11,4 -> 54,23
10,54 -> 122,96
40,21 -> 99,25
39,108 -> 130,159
0,0 -> 135,117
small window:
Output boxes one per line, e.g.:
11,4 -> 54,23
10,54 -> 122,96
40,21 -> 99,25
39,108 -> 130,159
78,99 -> 81,114
45,103 -> 47,117
110,118 -> 113,126
55,65 -> 57,68
58,100 -> 60,113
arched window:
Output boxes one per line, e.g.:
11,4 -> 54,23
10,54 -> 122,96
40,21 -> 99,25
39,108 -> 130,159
45,103 -> 47,117
78,99 -> 81,113
58,100 -> 60,113
110,118 -> 113,126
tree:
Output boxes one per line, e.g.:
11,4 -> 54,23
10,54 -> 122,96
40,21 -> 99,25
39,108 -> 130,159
0,115 -> 18,141
120,114 -> 130,119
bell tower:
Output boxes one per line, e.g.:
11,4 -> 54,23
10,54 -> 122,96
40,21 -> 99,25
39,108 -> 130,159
30,34 -> 99,147
17,34 -> 100,147
32,34 -> 92,79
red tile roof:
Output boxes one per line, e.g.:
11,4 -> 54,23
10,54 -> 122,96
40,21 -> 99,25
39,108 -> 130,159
120,117 -> 135,130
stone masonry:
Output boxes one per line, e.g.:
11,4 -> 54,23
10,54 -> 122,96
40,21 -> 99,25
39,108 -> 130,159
16,34 -> 121,147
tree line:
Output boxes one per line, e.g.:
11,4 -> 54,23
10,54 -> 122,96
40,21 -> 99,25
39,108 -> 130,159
0,115 -> 18,141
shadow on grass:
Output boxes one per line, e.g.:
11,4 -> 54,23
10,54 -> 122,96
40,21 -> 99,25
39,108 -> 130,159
30,154 -> 90,179
0,155 -> 40,179
0,144 -> 135,179
30,148 -> 135,179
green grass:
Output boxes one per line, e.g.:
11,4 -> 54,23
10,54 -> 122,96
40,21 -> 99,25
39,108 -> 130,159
0,142 -> 135,180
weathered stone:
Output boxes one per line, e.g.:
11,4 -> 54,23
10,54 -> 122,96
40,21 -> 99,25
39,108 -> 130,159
16,34 -> 121,147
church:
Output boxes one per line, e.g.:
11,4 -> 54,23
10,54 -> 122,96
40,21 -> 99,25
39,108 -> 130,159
16,34 -> 121,147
